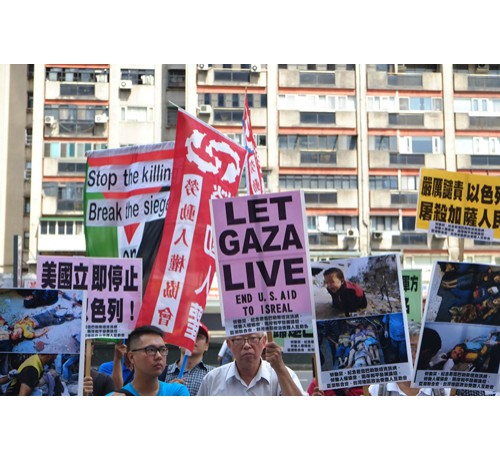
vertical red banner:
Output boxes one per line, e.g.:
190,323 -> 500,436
138,109 -> 247,350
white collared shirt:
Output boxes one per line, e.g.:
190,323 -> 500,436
197,359 -> 307,396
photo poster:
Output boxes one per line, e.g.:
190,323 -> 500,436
36,255 -> 142,340
416,168 -> 500,242
402,269 -> 422,323
211,190 -> 315,337
412,260 -> 500,392
311,253 -> 412,391
0,287 -> 86,396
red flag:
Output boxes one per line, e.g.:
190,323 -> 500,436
137,109 -> 247,351
242,94 -> 265,195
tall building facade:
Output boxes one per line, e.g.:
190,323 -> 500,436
2,63 -> 500,294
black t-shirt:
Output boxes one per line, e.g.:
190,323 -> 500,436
91,369 -> 115,396
5,365 -> 40,396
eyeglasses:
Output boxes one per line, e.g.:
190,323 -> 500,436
230,336 -> 264,346
131,345 -> 168,357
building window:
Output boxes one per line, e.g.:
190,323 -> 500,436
45,104 -> 108,136
167,69 -> 185,87
200,93 -> 267,108
57,183 -> 84,211
44,142 -> 107,158
40,220 -> 84,235
120,106 -> 154,122
213,109 -> 244,122
304,192 -> 338,205
58,162 -> 87,175
46,67 -> 109,82
370,216 -> 398,231
402,216 -> 416,231
299,151 -> 337,165
369,176 -> 398,190
300,112 -> 335,124
280,175 -> 357,190
120,69 -> 155,85
60,84 -> 95,97
327,216 -> 357,231
27,92 -> 33,110
400,176 -> 420,191
25,128 -> 33,146
369,135 -> 398,151
299,72 -> 335,86
213,70 -> 250,83
307,216 -> 317,230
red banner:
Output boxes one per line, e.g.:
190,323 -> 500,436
243,94 -> 265,195
137,109 -> 247,350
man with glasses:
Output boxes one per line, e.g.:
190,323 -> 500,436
197,332 -> 306,396
108,325 -> 189,396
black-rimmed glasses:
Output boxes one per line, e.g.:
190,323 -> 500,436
131,345 -> 168,357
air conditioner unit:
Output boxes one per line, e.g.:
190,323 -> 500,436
346,228 -> 359,238
95,114 -> 108,123
250,64 -> 261,73
476,64 -> 489,74
199,104 -> 213,114
24,169 -> 32,180
372,231 -> 384,240
119,80 -> 133,90
44,115 -> 55,125
434,233 -> 448,239
197,64 -> 210,70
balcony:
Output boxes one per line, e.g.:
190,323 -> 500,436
279,68 -> 355,89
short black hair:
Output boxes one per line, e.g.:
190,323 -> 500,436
323,267 -> 345,281
127,325 -> 165,350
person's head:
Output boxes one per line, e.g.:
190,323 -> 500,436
491,296 -> 500,306
10,327 -> 23,342
190,322 -> 210,357
39,354 -> 57,365
417,327 -> 442,370
407,320 -> 421,365
127,325 -> 168,378
227,332 -> 267,368
450,344 -> 466,361
324,267 -> 345,293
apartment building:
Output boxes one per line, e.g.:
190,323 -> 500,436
1,63 -> 500,294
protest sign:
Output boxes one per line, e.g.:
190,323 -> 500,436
37,255 -> 141,339
0,287 -> 86,396
273,329 -> 315,353
212,190 -> 314,336
416,168 -> 500,241
402,269 -> 422,322
137,109 -> 247,351
311,254 -> 412,390
413,260 -> 500,392
84,142 -> 174,292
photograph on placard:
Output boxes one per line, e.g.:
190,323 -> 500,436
0,288 -> 83,354
311,254 -> 412,391
425,261 -> 500,326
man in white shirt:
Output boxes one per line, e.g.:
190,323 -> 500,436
197,332 -> 307,396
